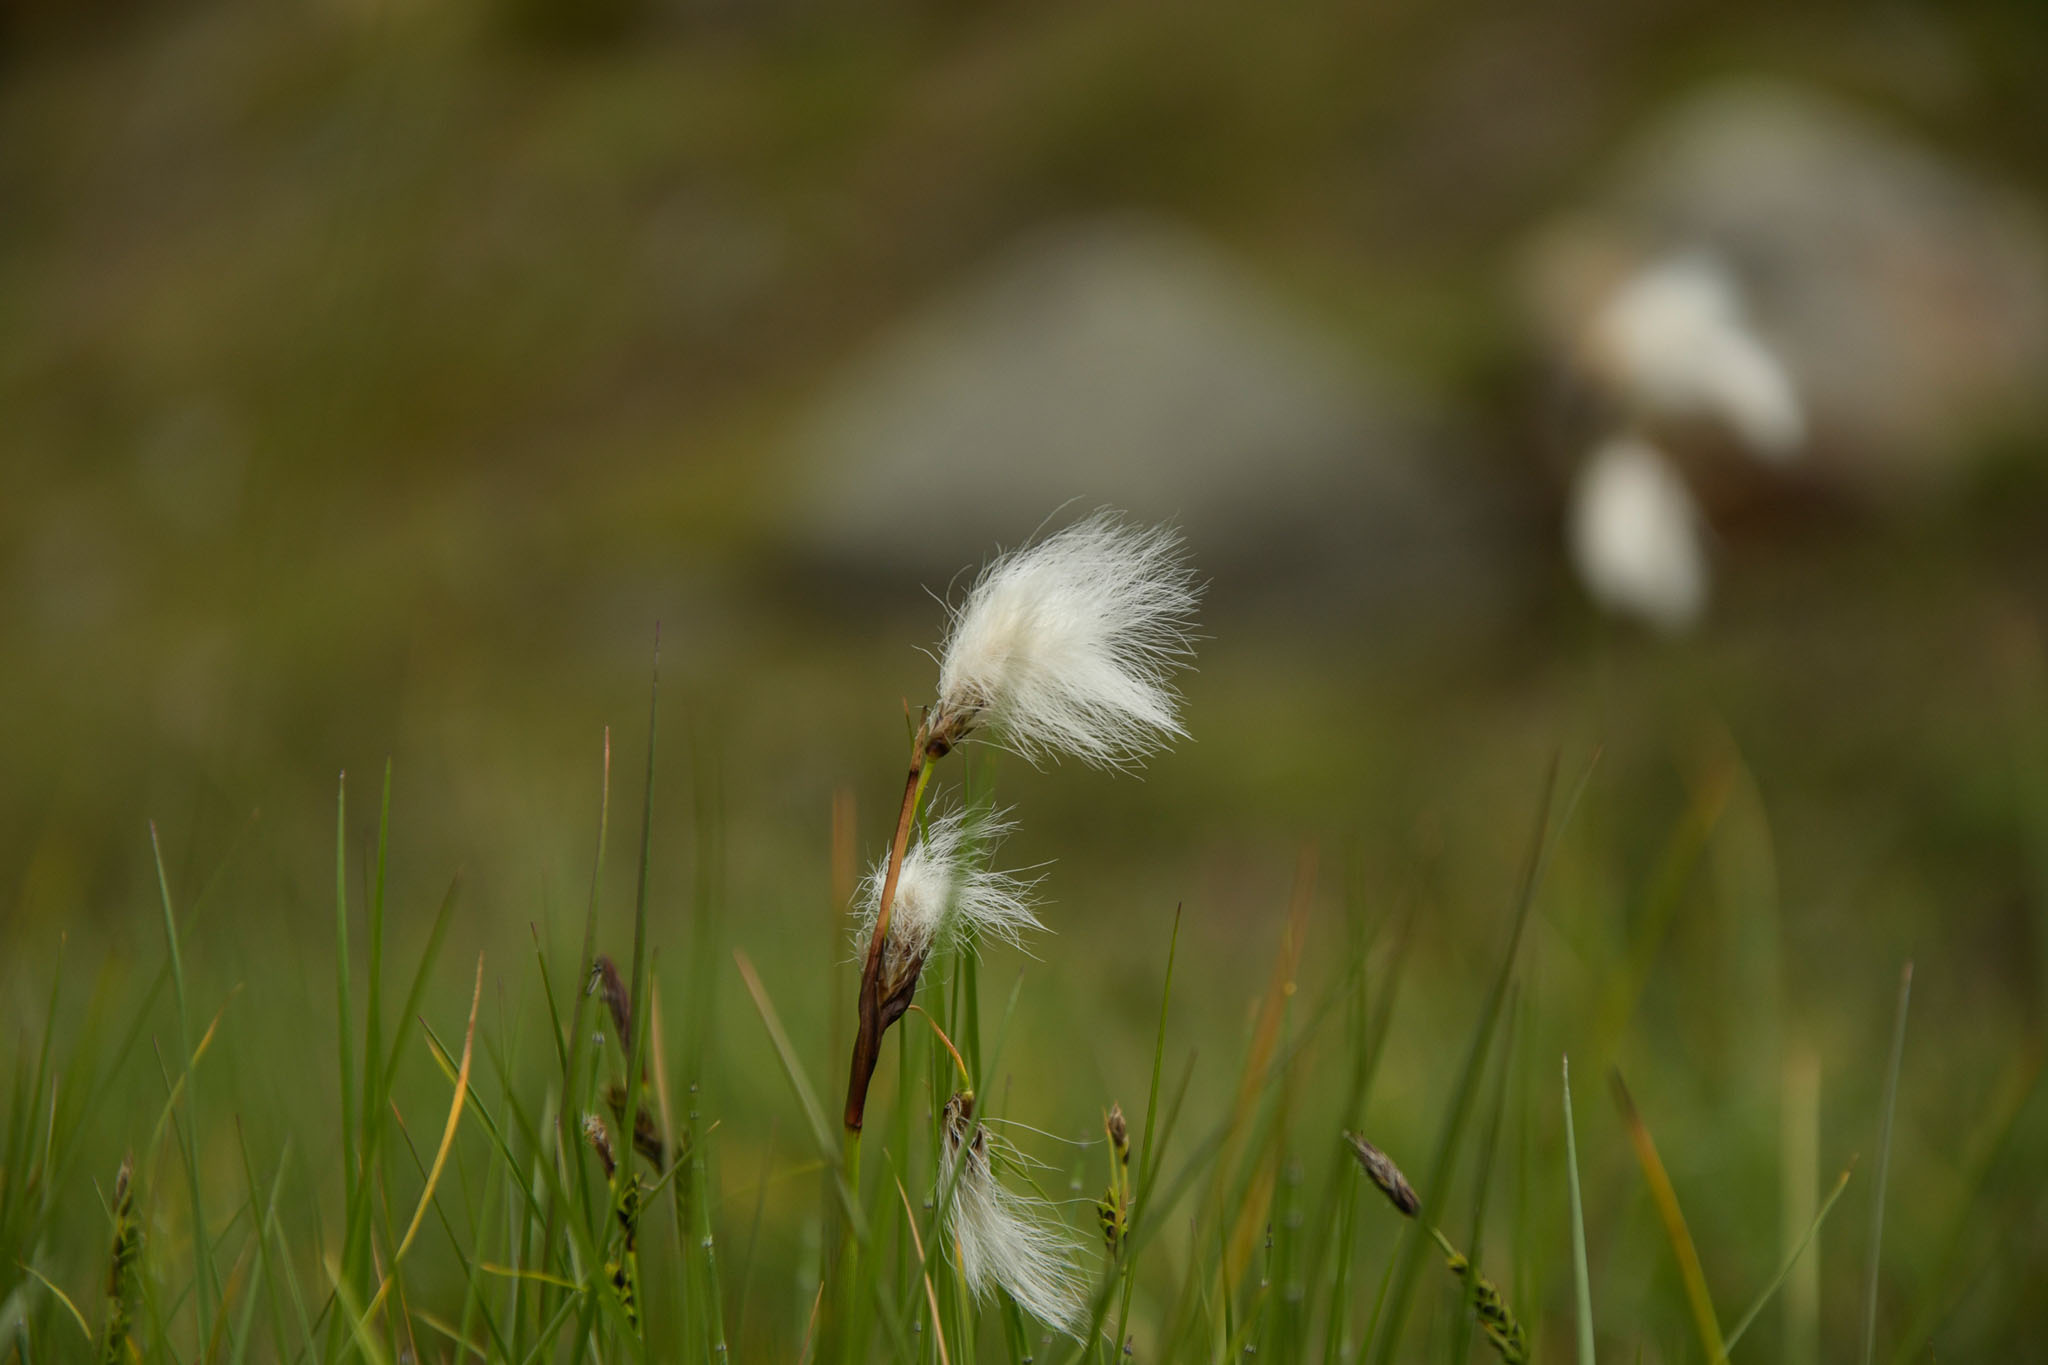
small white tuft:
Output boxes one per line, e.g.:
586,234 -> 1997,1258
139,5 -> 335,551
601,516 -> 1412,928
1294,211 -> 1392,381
1590,254 -> 1805,461
852,807 -> 1044,972
934,512 -> 1200,768
940,1096 -> 1087,1336
1569,435 -> 1709,633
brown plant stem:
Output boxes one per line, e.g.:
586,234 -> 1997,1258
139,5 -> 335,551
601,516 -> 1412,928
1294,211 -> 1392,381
843,717 -> 939,1134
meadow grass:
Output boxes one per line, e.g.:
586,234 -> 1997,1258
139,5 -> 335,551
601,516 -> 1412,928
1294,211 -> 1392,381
0,677 -> 2034,1363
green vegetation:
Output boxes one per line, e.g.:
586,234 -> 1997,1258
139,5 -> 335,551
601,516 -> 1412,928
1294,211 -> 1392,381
2,631 -> 2040,1360
5,2 -> 2048,1360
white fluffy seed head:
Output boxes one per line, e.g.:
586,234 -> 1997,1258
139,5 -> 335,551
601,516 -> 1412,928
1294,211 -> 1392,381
1569,434 -> 1709,633
940,1095 -> 1086,1336
933,512 -> 1201,768
1589,254 -> 1806,462
852,807 -> 1043,973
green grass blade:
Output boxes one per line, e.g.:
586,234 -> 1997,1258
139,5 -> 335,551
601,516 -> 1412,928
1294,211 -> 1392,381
235,1126 -> 305,1365
152,819 -> 219,1350
1064,963 -> 1356,1365
1562,1056 -> 1595,1365
733,949 -> 864,1240
686,707 -> 730,1362
383,879 -> 459,1084
543,728 -> 612,1321
1725,1164 -> 1853,1352
1450,985 -> 1518,1365
1363,754 -> 1589,1365
18,935 -> 62,1214
1860,961 -> 1913,1365
1114,903 -> 1182,1356
618,637 -> 660,1355
361,760 -> 392,1178
336,773 -> 358,1203
1886,1041 -> 2042,1365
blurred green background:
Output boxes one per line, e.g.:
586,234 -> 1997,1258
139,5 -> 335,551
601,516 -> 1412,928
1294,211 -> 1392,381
4,0 -> 2048,1359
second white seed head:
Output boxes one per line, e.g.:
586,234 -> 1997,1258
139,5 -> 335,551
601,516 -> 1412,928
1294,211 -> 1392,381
854,806 -> 1043,971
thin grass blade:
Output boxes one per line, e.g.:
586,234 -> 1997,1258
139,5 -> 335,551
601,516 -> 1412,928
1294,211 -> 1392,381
1562,1057 -> 1595,1365
1611,1070 -> 1724,1364
1725,1164 -> 1854,1351
1861,961 -> 1913,1365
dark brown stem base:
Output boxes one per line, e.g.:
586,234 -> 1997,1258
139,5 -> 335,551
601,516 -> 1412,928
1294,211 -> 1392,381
842,727 -> 934,1133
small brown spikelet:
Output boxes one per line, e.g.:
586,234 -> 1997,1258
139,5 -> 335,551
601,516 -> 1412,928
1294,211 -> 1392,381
1443,1249 -> 1530,1365
1343,1131 -> 1420,1217
1096,1102 -> 1133,1252
603,1083 -> 667,1169
583,1113 -> 618,1179
100,1155 -> 139,1365
589,955 -> 633,1053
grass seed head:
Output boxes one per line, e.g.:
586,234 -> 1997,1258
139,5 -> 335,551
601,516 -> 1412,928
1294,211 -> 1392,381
1443,1248 -> 1531,1365
100,1154 -> 139,1365
1343,1130 -> 1421,1217
588,955 -> 633,1053
604,1083 -> 667,1169
1098,1101 -> 1133,1250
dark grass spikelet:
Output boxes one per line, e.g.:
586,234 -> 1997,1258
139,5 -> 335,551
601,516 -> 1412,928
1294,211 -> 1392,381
603,1082 -> 668,1169
1343,1130 -> 1420,1217
584,1113 -> 643,1332
583,1113 -> 618,1179
588,955 -> 633,1054
100,1154 -> 139,1365
1097,1102 -> 1132,1252
1346,1129 -> 1528,1365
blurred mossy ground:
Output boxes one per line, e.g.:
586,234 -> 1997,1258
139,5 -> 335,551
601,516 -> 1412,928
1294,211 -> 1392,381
3,0 -> 2048,1358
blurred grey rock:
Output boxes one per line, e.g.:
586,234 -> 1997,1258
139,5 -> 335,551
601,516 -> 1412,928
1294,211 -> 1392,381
787,217 -> 1506,612
1524,81 -> 2048,494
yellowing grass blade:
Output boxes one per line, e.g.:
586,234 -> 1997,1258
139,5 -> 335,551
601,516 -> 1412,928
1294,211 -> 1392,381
16,1263 -> 91,1341
358,953 -> 484,1329
1611,1070 -> 1725,1365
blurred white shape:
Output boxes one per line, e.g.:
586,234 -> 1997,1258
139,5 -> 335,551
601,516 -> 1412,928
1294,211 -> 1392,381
1589,254 -> 1805,461
1569,435 -> 1708,633
1525,81 -> 2048,494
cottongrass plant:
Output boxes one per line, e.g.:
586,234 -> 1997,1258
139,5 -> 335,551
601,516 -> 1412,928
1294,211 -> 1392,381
844,512 -> 1200,1137
940,1093 -> 1089,1338
822,509 -> 1200,1355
